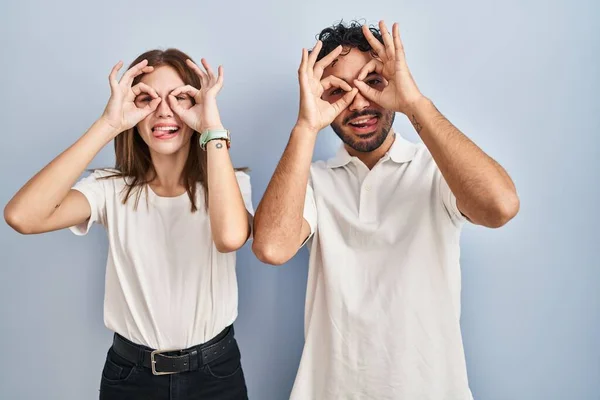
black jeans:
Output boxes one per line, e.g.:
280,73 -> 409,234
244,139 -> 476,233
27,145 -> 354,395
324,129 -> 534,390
99,327 -> 248,400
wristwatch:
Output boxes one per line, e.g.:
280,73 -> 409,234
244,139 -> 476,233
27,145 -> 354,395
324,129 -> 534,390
199,129 -> 231,150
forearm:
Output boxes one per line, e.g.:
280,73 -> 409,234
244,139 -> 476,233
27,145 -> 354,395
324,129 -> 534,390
253,125 -> 316,259
206,140 -> 250,252
4,119 -> 115,227
408,97 -> 519,227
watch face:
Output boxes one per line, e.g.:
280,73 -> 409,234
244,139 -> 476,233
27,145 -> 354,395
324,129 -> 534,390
199,130 -> 230,150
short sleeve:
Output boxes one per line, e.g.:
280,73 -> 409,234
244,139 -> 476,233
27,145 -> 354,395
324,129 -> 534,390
300,179 -> 318,248
69,170 -> 109,236
235,171 -> 254,215
438,172 -> 467,226
235,171 -> 254,239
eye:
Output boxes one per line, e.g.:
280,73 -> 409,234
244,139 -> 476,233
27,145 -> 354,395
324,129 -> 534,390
137,96 -> 152,103
367,78 -> 383,86
176,96 -> 188,101
329,88 -> 344,97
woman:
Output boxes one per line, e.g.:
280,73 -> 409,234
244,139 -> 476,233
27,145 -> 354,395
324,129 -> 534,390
4,48 -> 252,399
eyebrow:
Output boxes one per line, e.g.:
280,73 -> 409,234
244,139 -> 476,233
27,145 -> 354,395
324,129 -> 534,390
333,71 -> 381,86
135,87 -> 190,99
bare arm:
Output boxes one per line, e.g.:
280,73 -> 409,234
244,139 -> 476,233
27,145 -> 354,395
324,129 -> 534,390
4,59 -> 161,234
206,140 -> 251,252
408,98 -> 519,227
253,42 -> 358,265
169,59 -> 250,253
4,120 -> 116,234
252,126 -> 315,265
356,21 -> 519,228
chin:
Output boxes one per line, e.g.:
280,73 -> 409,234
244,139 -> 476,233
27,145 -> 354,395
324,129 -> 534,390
351,137 -> 383,152
141,130 -> 193,156
148,141 -> 189,155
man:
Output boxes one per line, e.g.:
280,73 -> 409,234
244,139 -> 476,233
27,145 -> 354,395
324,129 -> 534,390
253,20 -> 519,399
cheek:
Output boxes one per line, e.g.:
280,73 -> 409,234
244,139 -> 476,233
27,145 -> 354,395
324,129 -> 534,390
136,116 -> 153,137
180,125 -> 195,141
332,111 -> 348,127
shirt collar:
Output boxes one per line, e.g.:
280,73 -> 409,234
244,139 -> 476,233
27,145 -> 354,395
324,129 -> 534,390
326,134 -> 418,168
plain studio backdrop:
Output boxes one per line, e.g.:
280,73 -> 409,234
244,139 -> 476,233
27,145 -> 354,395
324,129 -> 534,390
0,0 -> 598,399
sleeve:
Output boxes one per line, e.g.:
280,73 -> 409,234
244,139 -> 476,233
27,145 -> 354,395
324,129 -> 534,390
438,171 -> 468,226
235,171 -> 255,238
235,171 -> 254,215
69,170 -> 109,236
300,179 -> 318,248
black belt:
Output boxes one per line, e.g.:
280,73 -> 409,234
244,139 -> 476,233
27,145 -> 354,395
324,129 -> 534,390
112,325 -> 236,376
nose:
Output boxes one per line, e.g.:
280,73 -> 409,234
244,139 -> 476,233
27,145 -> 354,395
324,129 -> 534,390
155,96 -> 173,118
348,91 -> 370,112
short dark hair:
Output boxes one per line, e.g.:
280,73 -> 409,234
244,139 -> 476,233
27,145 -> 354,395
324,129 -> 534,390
313,20 -> 384,62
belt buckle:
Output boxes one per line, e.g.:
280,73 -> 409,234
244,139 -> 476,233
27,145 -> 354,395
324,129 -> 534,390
150,348 -> 180,376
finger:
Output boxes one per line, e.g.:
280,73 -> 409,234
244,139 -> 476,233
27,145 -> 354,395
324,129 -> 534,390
321,75 -> 352,92
170,85 -> 200,99
200,58 -> 216,80
353,79 -> 381,103
109,61 -> 123,88
124,64 -> 154,88
392,23 -> 406,63
186,59 -> 209,82
307,40 -> 323,69
131,82 -> 159,98
331,88 -> 359,115
379,20 -> 396,60
298,48 -> 309,84
120,59 -> 149,86
168,95 -> 186,116
145,97 -> 162,112
313,45 -> 343,79
362,25 -> 386,60
136,97 -> 162,121
216,65 -> 224,88
357,59 -> 384,81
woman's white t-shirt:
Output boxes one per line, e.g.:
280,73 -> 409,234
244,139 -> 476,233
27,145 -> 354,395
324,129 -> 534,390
70,169 -> 253,350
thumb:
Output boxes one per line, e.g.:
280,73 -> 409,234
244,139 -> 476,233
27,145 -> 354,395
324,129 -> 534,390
353,80 -> 380,103
139,97 -> 161,119
167,95 -> 185,117
332,88 -> 358,114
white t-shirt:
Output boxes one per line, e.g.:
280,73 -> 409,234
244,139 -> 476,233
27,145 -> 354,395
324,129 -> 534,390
291,135 -> 473,400
70,169 -> 253,350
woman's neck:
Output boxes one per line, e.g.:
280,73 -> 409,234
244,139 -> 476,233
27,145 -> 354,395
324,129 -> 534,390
147,145 -> 190,197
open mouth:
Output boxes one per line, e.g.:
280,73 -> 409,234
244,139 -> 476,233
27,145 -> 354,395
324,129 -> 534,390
152,125 -> 180,140
347,116 -> 379,134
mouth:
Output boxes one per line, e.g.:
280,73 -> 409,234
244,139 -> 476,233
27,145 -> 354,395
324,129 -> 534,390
152,124 -> 180,140
346,115 -> 379,135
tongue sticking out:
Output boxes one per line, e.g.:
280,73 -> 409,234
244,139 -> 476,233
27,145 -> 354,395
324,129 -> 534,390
153,128 -> 179,139
350,117 -> 378,129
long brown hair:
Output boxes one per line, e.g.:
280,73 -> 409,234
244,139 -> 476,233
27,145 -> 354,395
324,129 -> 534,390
106,48 -> 207,212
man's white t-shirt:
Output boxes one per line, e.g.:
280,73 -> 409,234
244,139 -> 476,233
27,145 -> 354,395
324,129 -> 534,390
70,170 -> 253,350
291,135 -> 474,400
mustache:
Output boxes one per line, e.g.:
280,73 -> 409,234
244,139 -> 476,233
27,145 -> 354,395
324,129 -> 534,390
343,109 -> 382,125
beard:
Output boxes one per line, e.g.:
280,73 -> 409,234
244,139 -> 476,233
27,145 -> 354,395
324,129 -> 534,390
331,109 -> 395,153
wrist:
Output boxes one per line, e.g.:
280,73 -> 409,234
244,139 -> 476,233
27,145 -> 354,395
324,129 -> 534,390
290,125 -> 319,150
199,128 -> 230,150
293,122 -> 320,137
199,122 -> 224,132
93,118 -> 121,141
206,138 -> 228,150
403,95 -> 431,116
